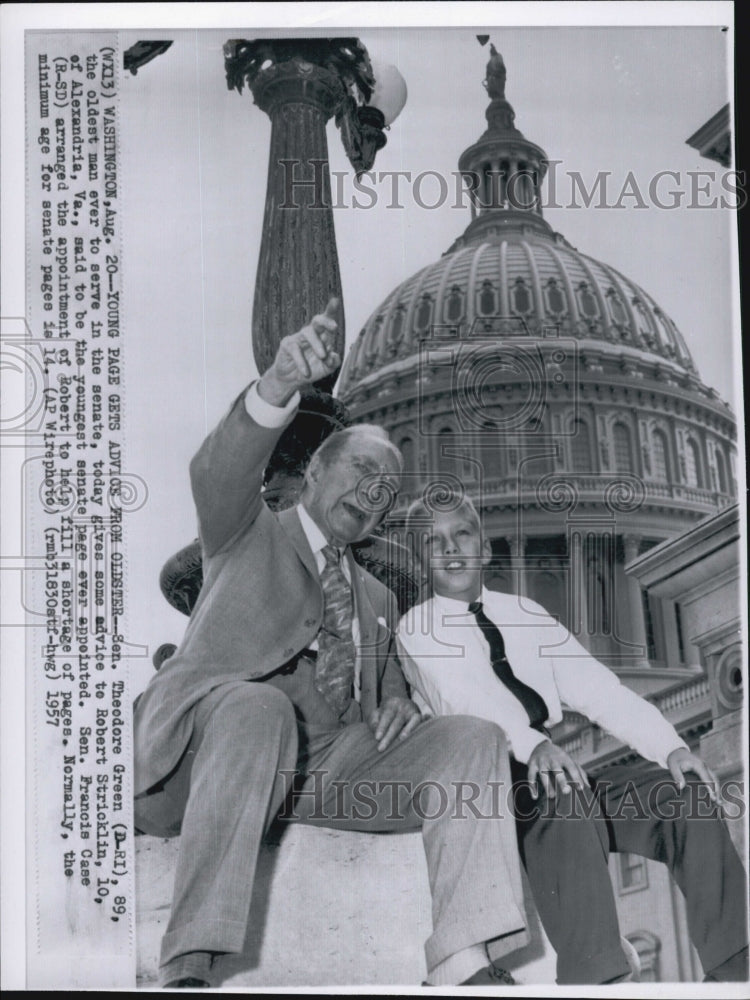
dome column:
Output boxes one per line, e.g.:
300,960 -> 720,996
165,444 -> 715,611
567,528 -> 591,644
622,533 -> 650,665
659,599 -> 683,669
491,159 -> 501,208
509,532 -> 527,597
500,161 -> 509,207
507,158 -> 517,207
667,415 -> 681,500
520,166 -> 533,210
533,167 -> 543,215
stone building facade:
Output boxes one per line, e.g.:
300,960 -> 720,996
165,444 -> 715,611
336,52 -> 743,981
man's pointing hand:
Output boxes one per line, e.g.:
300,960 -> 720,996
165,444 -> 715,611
258,298 -> 341,406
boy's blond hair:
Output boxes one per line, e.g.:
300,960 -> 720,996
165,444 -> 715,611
404,491 -> 482,539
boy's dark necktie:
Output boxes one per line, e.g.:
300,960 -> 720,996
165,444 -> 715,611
468,600 -> 549,732
315,544 -> 356,716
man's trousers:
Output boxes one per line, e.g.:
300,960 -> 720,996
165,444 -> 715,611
134,682 -> 530,985
510,758 -> 749,984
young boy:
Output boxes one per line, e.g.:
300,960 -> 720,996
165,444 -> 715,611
396,492 -> 748,985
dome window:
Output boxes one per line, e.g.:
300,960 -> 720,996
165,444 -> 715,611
653,309 -> 673,351
511,277 -> 532,316
364,317 -> 381,364
570,418 -> 592,471
577,282 -> 599,319
477,279 -> 498,316
388,305 -> 406,350
632,298 -> 654,342
652,430 -> 670,482
369,315 -> 383,346
613,422 -> 634,473
683,438 -> 702,488
398,436 -> 416,475
544,278 -> 566,315
415,293 -> 434,333
715,448 -> 728,494
446,285 -> 465,323
437,425 -> 458,477
606,288 -> 627,327
481,420 -> 505,480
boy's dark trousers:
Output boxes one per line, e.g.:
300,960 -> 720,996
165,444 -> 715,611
509,756 -> 748,984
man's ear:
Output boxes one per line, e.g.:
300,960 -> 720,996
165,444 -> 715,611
481,535 -> 492,567
307,453 -> 321,483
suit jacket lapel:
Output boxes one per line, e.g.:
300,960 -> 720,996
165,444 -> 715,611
346,550 -> 385,718
277,506 -> 319,581
346,550 -> 377,642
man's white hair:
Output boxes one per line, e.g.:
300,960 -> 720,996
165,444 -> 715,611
307,424 -> 403,475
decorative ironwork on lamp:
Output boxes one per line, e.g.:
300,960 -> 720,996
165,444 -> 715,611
224,38 -> 407,177
221,36 -> 408,388
335,56 -> 407,176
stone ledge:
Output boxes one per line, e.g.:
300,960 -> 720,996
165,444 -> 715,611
136,824 -> 556,987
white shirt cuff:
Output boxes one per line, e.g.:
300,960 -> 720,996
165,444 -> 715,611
513,729 -> 550,766
244,381 -> 300,428
655,736 -> 690,770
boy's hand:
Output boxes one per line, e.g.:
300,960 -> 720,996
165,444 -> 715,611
368,697 -> 422,752
258,298 -> 341,406
527,739 -> 589,799
667,747 -> 720,803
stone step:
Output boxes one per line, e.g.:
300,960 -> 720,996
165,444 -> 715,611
136,825 -> 558,987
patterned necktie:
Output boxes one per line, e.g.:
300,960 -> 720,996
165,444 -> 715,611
315,544 -> 356,717
468,600 -> 549,732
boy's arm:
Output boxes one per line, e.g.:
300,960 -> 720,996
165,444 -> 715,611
554,645 -> 718,798
551,628 -> 688,769
395,632 -> 548,764
394,638 -> 441,715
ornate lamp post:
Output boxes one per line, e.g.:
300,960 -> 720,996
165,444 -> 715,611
224,37 -> 406,391
156,38 -> 413,650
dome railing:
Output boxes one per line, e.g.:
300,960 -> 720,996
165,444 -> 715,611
557,674 -> 711,763
391,474 -> 734,514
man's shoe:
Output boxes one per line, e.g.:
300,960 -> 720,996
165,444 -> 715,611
602,938 -> 641,984
460,963 -> 517,986
163,977 -> 210,989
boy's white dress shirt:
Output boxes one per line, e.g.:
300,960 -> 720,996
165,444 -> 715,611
397,586 -> 688,766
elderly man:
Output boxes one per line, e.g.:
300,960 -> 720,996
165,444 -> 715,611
133,301 -> 529,989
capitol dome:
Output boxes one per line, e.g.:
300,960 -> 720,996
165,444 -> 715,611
338,45 -> 737,681
338,228 -> 700,394
339,43 -> 702,396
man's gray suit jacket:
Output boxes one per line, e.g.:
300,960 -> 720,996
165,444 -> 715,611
133,391 -> 407,797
